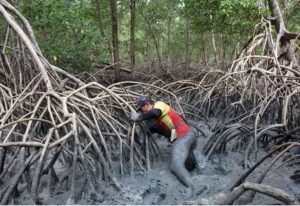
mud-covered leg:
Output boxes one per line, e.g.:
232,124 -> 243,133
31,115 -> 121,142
169,132 -> 197,187
170,147 -> 192,187
170,133 -> 208,198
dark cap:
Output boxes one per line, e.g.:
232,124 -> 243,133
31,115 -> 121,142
136,95 -> 152,111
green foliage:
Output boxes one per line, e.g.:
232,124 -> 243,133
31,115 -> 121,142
285,1 -> 300,32
5,0 -> 297,73
184,0 -> 260,35
18,0 -> 111,72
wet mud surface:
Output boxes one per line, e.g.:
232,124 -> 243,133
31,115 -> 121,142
14,123 -> 300,205
93,125 -> 299,205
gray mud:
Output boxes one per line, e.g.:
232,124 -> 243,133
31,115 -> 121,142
14,122 -> 300,205
93,123 -> 299,205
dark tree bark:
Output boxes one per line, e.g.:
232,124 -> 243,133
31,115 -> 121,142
210,15 -> 220,69
201,34 -> 207,66
185,17 -> 190,69
95,0 -> 105,36
110,0 -> 120,82
95,0 -> 112,60
151,28 -> 164,71
130,0 -> 136,78
167,17 -> 171,64
40,0 -> 47,42
268,0 -> 299,67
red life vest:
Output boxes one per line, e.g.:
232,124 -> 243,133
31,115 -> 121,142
153,101 -> 191,139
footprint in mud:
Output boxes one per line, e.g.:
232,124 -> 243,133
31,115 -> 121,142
179,184 -> 208,200
214,165 -> 231,175
194,184 -> 208,196
119,188 -> 143,204
142,185 -> 166,204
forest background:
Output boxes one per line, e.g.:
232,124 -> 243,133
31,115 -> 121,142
0,0 -> 300,204
5,0 -> 298,80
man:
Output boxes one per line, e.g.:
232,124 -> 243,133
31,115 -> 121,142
130,95 -> 204,197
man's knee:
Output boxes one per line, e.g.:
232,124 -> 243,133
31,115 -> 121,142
169,161 -> 181,174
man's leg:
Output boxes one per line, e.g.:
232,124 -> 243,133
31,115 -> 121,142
169,132 -> 197,187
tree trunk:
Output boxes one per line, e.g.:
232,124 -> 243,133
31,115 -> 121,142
267,0 -> 300,135
159,37 -> 163,60
222,34 -> 227,65
210,15 -> 220,69
40,0 -> 47,43
185,17 -> 190,69
95,0 -> 105,36
282,0 -> 289,26
130,0 -> 135,79
150,28 -> 164,71
268,0 -> 298,64
145,22 -> 149,60
211,31 -> 220,68
167,17 -> 171,64
202,34 -> 207,66
95,0 -> 112,57
110,0 -> 120,82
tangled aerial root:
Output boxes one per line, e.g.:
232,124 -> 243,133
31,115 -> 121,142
0,0 -> 299,204
0,4 -> 199,202
178,0 -> 300,204
0,1 -> 168,204
185,181 -> 299,205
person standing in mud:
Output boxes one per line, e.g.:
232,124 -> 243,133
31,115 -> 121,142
130,95 -> 203,197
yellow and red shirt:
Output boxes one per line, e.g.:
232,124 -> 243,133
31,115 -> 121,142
153,101 -> 191,139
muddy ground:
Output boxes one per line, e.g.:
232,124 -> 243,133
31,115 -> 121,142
14,121 -> 300,205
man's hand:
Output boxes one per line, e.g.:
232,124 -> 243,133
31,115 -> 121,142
130,111 -> 140,122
